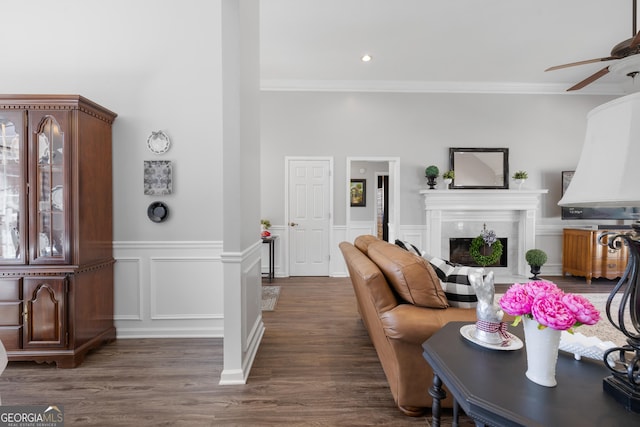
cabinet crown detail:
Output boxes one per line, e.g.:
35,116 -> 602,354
0,95 -> 117,124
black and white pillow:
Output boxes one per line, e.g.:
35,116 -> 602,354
422,254 -> 478,308
394,240 -> 422,256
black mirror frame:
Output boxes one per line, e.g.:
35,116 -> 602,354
449,147 -> 509,189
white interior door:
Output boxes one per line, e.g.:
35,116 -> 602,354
288,159 -> 331,276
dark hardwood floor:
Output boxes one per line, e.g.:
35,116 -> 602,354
0,274 -> 612,426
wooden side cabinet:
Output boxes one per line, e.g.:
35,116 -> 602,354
562,228 -> 629,284
0,95 -> 117,367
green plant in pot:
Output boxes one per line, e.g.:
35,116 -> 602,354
425,165 -> 439,190
525,248 -> 547,280
512,170 -> 528,189
512,171 -> 528,180
442,170 -> 455,189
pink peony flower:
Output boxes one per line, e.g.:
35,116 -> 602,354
523,281 -> 561,298
500,280 -> 600,331
530,292 -> 577,331
562,293 -> 600,326
499,283 -> 533,316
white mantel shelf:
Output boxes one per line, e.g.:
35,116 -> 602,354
419,189 -> 548,210
419,189 -> 549,278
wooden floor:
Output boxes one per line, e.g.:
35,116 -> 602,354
0,275 -> 614,426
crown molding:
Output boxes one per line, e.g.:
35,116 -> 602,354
260,79 -> 627,95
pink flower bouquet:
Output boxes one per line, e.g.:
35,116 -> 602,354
499,281 -> 600,331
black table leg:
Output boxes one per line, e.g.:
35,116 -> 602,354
269,239 -> 275,282
453,399 -> 459,427
429,373 -> 446,427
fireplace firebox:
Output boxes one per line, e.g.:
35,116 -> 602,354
450,237 -> 508,268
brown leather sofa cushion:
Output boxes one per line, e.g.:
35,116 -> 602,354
367,241 -> 448,309
354,234 -> 380,256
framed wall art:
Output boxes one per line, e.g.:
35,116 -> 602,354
144,160 -> 173,195
350,179 -> 366,207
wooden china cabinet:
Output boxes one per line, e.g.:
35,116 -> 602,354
0,95 -> 117,368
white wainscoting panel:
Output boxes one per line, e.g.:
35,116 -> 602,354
346,221 -> 375,244
398,225 -> 428,252
113,257 -> 143,321
151,257 -> 222,319
331,226 -> 347,277
114,241 -> 223,338
535,224 -> 564,276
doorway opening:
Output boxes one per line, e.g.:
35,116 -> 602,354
346,157 -> 400,243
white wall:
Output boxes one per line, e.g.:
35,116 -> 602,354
261,91 -> 625,276
220,0 -> 263,384
2,0 -> 263,382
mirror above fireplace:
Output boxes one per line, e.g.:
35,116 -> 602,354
449,147 -> 509,189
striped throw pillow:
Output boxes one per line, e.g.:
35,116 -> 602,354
422,254 -> 478,308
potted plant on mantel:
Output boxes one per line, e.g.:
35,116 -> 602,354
525,248 -> 547,280
442,170 -> 455,189
425,165 -> 439,190
512,170 -> 528,190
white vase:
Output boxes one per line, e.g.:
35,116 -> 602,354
443,178 -> 453,189
515,178 -> 526,190
522,316 -> 561,387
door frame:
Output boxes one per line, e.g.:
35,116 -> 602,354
374,172 -> 389,240
284,156 -> 334,277
346,157 -> 400,243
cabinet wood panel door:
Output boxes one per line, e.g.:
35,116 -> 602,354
23,277 -> 66,348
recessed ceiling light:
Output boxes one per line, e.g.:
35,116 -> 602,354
361,54 -> 372,62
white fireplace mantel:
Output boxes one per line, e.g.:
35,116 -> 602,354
419,189 -> 548,278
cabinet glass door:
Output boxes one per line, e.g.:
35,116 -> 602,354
0,112 -> 25,263
32,114 -> 67,263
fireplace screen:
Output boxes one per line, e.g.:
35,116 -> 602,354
450,238 -> 508,267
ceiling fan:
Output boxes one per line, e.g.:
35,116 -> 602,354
546,0 -> 640,91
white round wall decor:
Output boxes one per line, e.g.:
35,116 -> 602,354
147,130 -> 171,154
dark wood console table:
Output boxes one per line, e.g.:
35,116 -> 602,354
422,321 -> 640,426
262,236 -> 277,282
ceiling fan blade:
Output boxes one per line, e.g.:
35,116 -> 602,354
545,57 -> 617,72
566,67 -> 610,91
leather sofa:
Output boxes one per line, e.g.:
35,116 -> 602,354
339,235 -> 477,416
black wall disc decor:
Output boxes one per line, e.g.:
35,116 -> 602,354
147,201 -> 169,223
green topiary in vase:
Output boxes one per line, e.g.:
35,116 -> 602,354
525,249 -> 547,280
425,165 -> 439,189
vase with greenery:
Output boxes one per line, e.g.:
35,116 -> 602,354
512,170 -> 528,190
442,170 -> 455,189
525,248 -> 547,280
425,165 -> 439,190
260,219 -> 272,237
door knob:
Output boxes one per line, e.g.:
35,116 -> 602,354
289,222 -> 298,227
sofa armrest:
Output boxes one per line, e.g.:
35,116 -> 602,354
380,304 -> 477,345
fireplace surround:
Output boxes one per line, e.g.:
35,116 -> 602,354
420,189 -> 548,281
